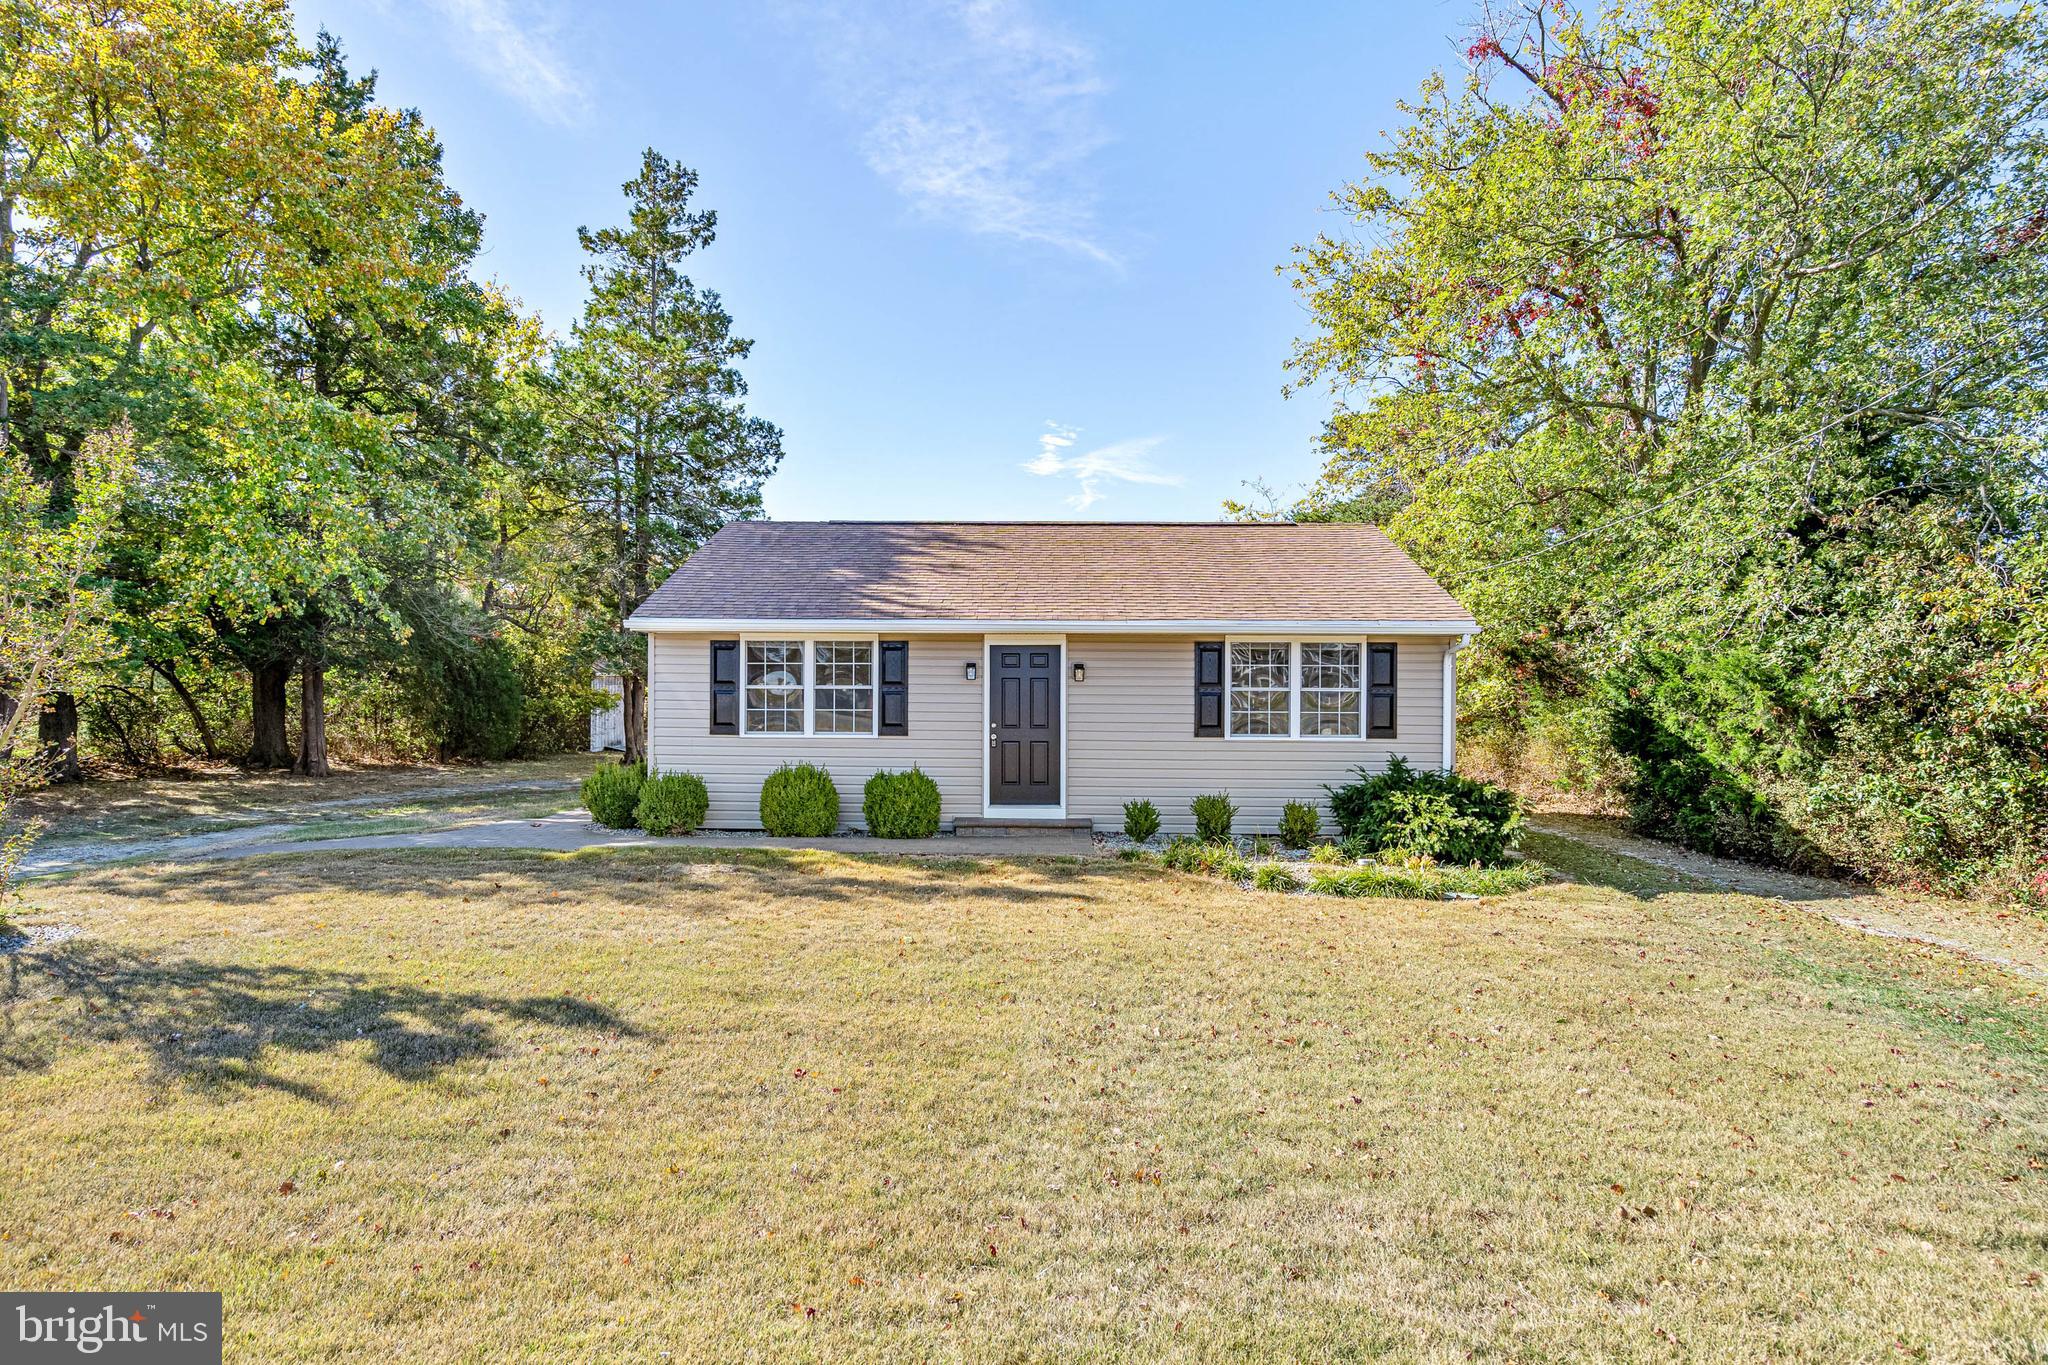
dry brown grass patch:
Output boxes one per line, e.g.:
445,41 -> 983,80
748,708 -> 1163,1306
1,844 -> 2042,1360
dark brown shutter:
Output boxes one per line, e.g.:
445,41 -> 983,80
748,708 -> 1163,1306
878,640 -> 909,735
709,639 -> 739,734
1194,641 -> 1224,736
1367,642 -> 1397,737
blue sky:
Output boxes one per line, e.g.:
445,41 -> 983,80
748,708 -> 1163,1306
292,1 -> 1472,521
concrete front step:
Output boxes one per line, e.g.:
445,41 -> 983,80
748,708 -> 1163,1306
952,816 -> 1095,836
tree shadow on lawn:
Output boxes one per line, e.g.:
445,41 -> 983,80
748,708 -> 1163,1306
81,845 -> 1142,915
0,943 -> 641,1101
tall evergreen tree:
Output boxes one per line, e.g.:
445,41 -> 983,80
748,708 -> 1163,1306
555,151 -> 783,761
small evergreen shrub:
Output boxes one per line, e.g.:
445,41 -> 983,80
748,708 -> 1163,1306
760,762 -> 840,836
1278,800 -> 1320,849
1324,758 -> 1522,866
1252,864 -> 1298,893
582,760 -> 645,829
1250,835 -> 1274,858
1122,798 -> 1161,842
636,772 -> 709,836
863,767 -> 942,838
1191,792 -> 1237,842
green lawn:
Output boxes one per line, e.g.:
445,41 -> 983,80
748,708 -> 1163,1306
1,842 -> 2042,1360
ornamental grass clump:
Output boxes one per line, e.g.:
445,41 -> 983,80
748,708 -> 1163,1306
1252,864 -> 1299,893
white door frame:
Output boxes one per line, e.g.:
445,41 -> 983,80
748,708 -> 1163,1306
980,634 -> 1067,818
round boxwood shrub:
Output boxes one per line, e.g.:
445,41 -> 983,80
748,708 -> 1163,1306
582,760 -> 645,829
862,766 -> 942,838
636,772 -> 709,836
760,762 -> 840,836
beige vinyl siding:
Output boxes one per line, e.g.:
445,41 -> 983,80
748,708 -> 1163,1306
646,632 -> 983,829
1065,634 -> 1450,835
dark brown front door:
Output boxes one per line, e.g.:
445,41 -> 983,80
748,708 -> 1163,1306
989,644 -> 1060,806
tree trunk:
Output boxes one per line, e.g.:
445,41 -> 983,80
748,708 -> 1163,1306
295,652 -> 329,778
38,693 -> 81,783
621,671 -> 647,765
250,660 -> 293,767
150,660 -> 221,760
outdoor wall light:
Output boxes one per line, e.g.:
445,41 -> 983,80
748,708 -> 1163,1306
964,661 -> 978,681
1071,662 -> 1086,683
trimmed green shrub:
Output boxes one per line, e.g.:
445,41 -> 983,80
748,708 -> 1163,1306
1122,798 -> 1161,842
583,760 -> 645,829
1325,758 -> 1522,866
863,767 -> 942,838
1252,864 -> 1298,893
1191,792 -> 1236,842
636,772 -> 709,836
760,762 -> 840,837
1278,800 -> 1320,849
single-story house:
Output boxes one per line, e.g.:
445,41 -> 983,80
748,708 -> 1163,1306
624,521 -> 1478,834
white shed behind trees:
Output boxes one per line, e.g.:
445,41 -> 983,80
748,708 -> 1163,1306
589,673 -> 626,752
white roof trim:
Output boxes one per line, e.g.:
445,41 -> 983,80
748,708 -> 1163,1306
626,617 -> 1480,636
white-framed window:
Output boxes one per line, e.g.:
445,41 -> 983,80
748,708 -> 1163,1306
741,637 -> 878,736
744,640 -> 805,733
1225,639 -> 1382,739
1299,642 -> 1362,737
1228,643 -> 1291,736
812,641 -> 875,733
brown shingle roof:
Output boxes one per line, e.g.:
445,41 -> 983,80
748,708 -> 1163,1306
627,521 -> 1474,627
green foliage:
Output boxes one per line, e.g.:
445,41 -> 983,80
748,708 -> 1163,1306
760,763 -> 839,837
1281,0 -> 2048,900
1191,792 -> 1237,842
552,148 -> 784,750
1309,843 -> 1349,866
1278,800 -> 1320,849
582,760 -> 645,830
1252,864 -> 1299,893
1306,862 -> 1547,900
1159,838 -> 1246,880
1327,759 -> 1523,866
402,631 -> 526,762
1607,692 -> 1816,870
862,767 -> 941,839
636,773 -> 709,837
1122,799 -> 1162,842
508,633 -> 608,758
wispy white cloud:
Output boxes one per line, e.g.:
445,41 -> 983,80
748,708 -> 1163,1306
422,0 -> 590,126
779,0 -> 1117,264
1023,422 -> 1177,510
